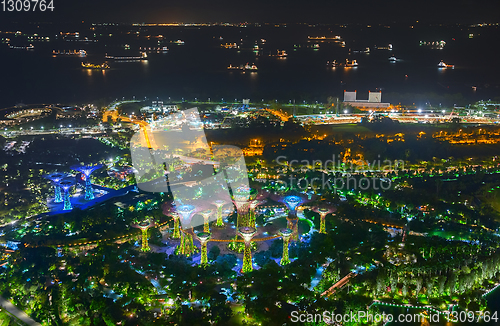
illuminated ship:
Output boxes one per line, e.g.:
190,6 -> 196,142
9,44 -> 34,50
308,36 -> 341,41
326,60 -> 341,67
389,56 -> 397,62
270,50 -> 287,57
438,60 -> 454,68
227,63 -> 258,71
53,49 -> 86,56
345,59 -> 358,67
81,62 -> 110,69
105,51 -> 148,60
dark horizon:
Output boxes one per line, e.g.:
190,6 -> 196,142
0,0 -> 499,25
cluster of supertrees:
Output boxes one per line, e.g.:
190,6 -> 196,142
157,186 -> 335,274
44,164 -> 103,210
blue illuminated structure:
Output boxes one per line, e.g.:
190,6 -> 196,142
59,178 -> 75,211
284,195 -> 302,215
71,164 -> 103,200
44,172 -> 66,203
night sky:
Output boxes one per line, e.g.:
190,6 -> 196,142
0,0 -> 499,24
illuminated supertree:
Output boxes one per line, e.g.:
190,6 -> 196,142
200,209 -> 213,233
279,228 -> 293,266
284,195 -> 303,241
232,186 -> 257,228
70,163 -> 104,200
238,226 -> 257,273
170,212 -> 181,239
133,219 -> 155,252
197,232 -> 211,266
176,204 -> 196,256
314,207 -> 335,234
248,200 -> 265,228
44,172 -> 66,203
212,200 -> 226,227
59,179 -> 75,211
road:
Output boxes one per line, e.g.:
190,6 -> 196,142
320,272 -> 356,297
0,296 -> 41,326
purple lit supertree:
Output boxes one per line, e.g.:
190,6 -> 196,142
176,204 -> 196,257
283,195 -> 303,241
43,172 -> 67,203
59,178 -> 75,211
70,164 -> 104,200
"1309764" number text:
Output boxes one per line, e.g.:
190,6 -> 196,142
2,0 -> 54,11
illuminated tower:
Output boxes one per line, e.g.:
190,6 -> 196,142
59,179 -> 75,211
212,200 -> 226,227
279,228 -> 293,266
284,195 -> 302,241
238,226 -> 257,273
232,186 -> 257,228
44,172 -> 66,203
248,199 -> 265,228
134,220 -> 154,252
314,207 -> 333,234
200,209 -> 213,233
197,232 -> 211,266
70,164 -> 104,200
176,205 -> 196,257
170,212 -> 181,239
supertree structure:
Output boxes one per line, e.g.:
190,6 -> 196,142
232,186 -> 257,228
44,172 -> 66,203
212,200 -> 226,227
133,219 -> 155,252
238,226 -> 257,273
284,195 -> 303,241
176,204 -> 196,257
170,212 -> 181,239
70,163 -> 104,201
200,209 -> 213,233
59,178 -> 75,211
279,228 -> 293,266
314,207 -> 335,234
197,232 -> 211,266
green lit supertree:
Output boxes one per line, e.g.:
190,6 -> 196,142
170,213 -> 181,239
314,207 -> 333,234
232,186 -> 257,228
197,232 -> 211,266
212,200 -> 226,227
248,200 -> 264,228
134,219 -> 154,252
279,228 -> 293,266
200,209 -> 213,233
238,226 -> 257,273
176,205 -> 196,257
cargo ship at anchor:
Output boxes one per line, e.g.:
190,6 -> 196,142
227,63 -> 258,71
344,59 -> 358,67
53,49 -> 86,56
438,60 -> 454,68
81,62 -> 110,69
105,52 -> 148,61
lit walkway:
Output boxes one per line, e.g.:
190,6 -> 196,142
0,296 -> 41,326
